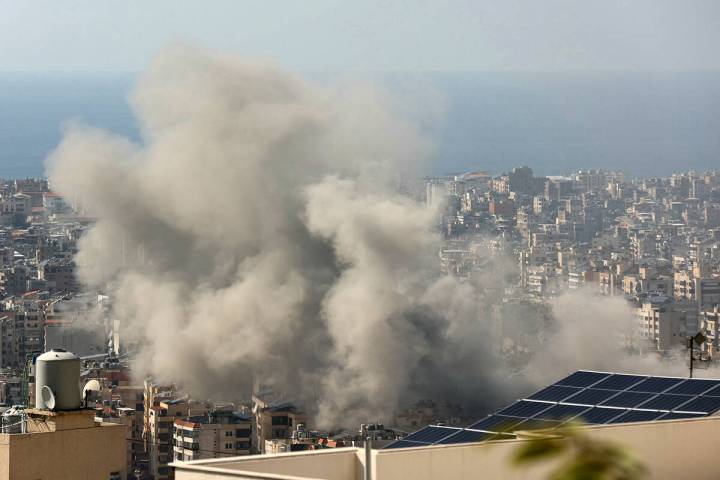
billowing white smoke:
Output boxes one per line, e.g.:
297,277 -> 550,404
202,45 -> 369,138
47,47 -> 515,426
47,47 -> 700,428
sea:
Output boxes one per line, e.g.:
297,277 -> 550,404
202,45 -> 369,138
1,70 -> 719,179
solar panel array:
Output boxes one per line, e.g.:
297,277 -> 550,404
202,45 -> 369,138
384,370 -> 720,450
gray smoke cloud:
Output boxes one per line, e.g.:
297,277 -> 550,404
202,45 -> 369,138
46,46 -> 703,428
47,46 -> 516,427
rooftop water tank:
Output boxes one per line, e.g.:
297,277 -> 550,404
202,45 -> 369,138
35,349 -> 82,411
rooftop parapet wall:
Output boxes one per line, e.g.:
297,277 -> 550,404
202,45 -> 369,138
175,416 -> 720,480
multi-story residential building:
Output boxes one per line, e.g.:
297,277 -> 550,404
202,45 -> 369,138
699,305 -> 720,357
253,399 -> 307,454
38,258 -> 77,293
636,296 -> 698,351
173,407 -> 253,461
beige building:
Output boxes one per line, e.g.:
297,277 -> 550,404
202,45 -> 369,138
173,417 -> 720,480
147,399 -> 192,480
253,400 -> 306,454
636,296 -> 698,351
0,408 -> 126,480
173,408 -> 252,462
144,381 -> 182,480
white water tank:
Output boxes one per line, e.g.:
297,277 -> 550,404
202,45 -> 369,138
35,349 -> 82,411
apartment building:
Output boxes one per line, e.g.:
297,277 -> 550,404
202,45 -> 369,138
173,407 -> 252,462
253,400 -> 307,454
636,296 -> 698,350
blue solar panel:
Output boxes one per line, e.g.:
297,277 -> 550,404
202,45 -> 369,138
390,371 -> 720,452
555,371 -> 610,388
528,385 -> 583,402
564,388 -> 619,405
574,407 -> 625,424
436,429 -> 494,444
629,376 -> 684,393
592,374 -> 646,391
659,412 -> 706,421
600,391 -> 655,408
666,379 -> 720,396
674,395 -> 720,414
608,410 -> 665,424
533,404 -> 589,421
384,440 -> 430,449
701,384 -> 720,397
468,415 -> 526,432
497,401 -> 553,418
404,426 -> 459,443
638,394 -> 693,411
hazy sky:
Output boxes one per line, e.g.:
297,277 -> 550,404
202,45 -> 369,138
2,0 -> 719,72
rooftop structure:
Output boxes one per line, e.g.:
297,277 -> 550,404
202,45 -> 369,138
385,370 -> 720,449
173,416 -> 720,480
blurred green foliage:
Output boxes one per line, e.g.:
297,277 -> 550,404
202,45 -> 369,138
512,424 -> 648,480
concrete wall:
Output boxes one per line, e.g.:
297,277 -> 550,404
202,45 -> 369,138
174,417 -> 720,480
175,448 -> 363,480
0,423 -> 127,480
375,417 -> 720,480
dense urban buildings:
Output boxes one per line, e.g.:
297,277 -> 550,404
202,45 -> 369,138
0,167 -> 719,478
431,167 -> 720,357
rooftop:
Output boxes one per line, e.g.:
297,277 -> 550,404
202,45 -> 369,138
173,416 -> 720,480
385,370 -> 720,449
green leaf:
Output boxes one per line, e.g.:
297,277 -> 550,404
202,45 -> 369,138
513,438 -> 566,466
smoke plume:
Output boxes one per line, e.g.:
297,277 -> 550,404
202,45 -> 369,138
47,47 -> 700,428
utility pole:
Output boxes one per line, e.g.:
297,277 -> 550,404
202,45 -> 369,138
688,332 -> 708,379
688,336 -> 694,379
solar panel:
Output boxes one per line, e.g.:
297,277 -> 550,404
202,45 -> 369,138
497,400 -> 553,418
666,379 -> 720,396
533,404 -> 589,421
659,412 -> 706,421
638,394 -> 693,411
403,426 -> 459,443
701,384 -> 720,397
674,395 -> 720,414
629,376 -> 684,393
384,440 -> 430,449
564,388 -> 619,405
607,410 -> 665,424
436,429 -> 494,444
468,415 -> 527,432
555,371 -> 610,388
574,407 -> 625,424
600,391 -> 655,408
387,370 -> 720,451
528,385 -> 583,402
592,374 -> 646,391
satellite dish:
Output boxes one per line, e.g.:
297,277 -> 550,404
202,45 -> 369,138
41,386 -> 56,411
82,380 -> 101,403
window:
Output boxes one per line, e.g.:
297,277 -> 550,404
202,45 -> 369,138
235,428 -> 251,437
271,416 -> 290,426
225,431 -> 233,437
225,443 -> 233,449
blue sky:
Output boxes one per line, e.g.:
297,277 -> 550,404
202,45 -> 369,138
2,0 -> 720,72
